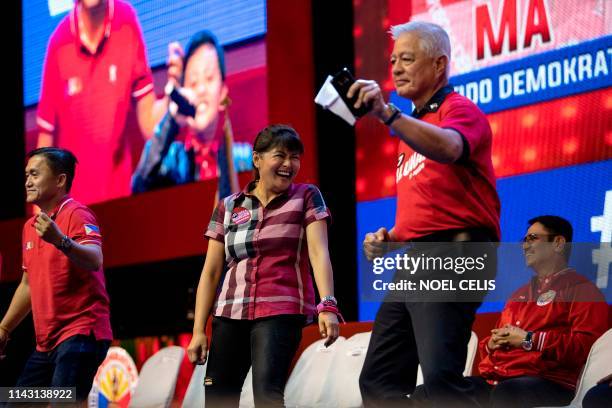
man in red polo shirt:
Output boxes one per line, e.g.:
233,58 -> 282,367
36,0 -> 168,204
349,21 -> 500,407
0,148 -> 112,401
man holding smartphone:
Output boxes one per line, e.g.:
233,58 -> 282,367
131,30 -> 239,199
350,21 -> 500,407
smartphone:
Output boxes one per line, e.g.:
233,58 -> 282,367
169,86 -> 196,117
330,67 -> 370,117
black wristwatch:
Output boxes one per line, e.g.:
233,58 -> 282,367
521,331 -> 533,351
382,103 -> 402,126
56,235 -> 73,253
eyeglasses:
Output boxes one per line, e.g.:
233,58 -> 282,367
522,233 -> 555,243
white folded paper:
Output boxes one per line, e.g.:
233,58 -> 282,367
314,76 -> 357,126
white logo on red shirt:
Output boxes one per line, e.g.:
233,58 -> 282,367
25,241 -> 33,250
536,290 -> 556,306
231,207 -> 251,225
109,65 -> 117,83
397,152 -> 426,183
67,77 -> 82,96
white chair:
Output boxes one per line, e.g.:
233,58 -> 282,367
182,363 -> 206,408
284,336 -> 347,407
129,346 -> 185,408
464,330 -> 479,376
545,328 -> 612,408
331,331 -> 372,408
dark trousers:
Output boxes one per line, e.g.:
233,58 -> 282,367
359,301 -> 482,407
465,375 -> 574,408
204,315 -> 304,408
582,382 -> 612,408
14,334 -> 110,402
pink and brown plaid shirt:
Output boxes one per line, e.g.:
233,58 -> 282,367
205,182 -> 331,320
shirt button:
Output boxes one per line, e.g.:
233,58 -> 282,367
494,366 -> 499,370
515,321 -> 520,326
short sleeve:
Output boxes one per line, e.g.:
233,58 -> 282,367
128,5 -> 154,100
37,36 -> 61,134
440,99 -> 491,159
21,222 -> 30,271
68,208 -> 103,246
303,185 -> 331,227
205,198 -> 227,243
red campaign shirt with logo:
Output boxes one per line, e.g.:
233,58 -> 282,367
478,269 -> 608,389
36,0 -> 154,204
22,197 -> 112,352
205,183 -> 331,320
394,88 -> 500,240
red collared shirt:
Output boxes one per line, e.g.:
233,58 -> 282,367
394,89 -> 501,240
205,182 -> 331,320
22,197 -> 112,352
478,268 -> 608,389
184,132 -> 220,181
36,0 -> 154,204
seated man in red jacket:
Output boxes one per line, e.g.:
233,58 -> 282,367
468,215 -> 608,408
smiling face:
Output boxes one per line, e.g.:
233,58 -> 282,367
183,43 -> 228,138
25,155 -> 65,207
253,147 -> 301,194
390,32 -> 447,105
522,222 -> 559,269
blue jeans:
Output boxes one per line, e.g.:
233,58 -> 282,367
15,334 -> 110,402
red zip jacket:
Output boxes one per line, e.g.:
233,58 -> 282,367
479,268 -> 608,389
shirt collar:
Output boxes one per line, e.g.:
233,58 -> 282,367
184,132 -> 220,156
234,180 -> 295,203
533,267 -> 573,289
48,195 -> 73,220
411,84 -> 454,119
70,0 -> 114,56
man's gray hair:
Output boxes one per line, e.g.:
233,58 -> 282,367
390,21 -> 451,61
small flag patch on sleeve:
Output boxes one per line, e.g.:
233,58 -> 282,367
84,224 -> 101,236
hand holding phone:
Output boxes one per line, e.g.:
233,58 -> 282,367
331,68 -> 371,117
168,85 -> 196,118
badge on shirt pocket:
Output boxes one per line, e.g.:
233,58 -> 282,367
537,290 -> 556,306
231,207 -> 251,225
67,77 -> 82,96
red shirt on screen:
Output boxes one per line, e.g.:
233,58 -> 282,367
36,0 -> 154,204
394,88 -> 501,241
22,197 -> 112,352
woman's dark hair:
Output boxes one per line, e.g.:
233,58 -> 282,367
182,30 -> 226,82
27,147 -> 78,192
252,124 -> 304,181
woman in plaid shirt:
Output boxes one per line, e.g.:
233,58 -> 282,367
187,124 -> 341,407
